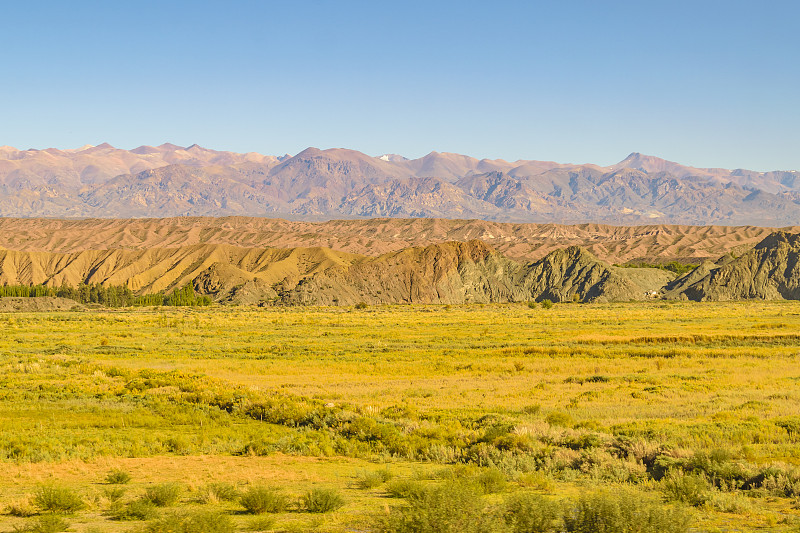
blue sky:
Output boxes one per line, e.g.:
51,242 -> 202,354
1,1 -> 798,170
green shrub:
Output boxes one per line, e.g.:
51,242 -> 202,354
240,486 -> 289,514
661,470 -> 710,506
142,483 -> 182,507
301,488 -> 345,513
7,500 -> 36,517
436,464 -> 477,480
517,472 -> 554,492
108,499 -> 159,521
183,510 -> 236,533
545,411 -> 574,428
246,516 -> 276,532
563,491 -> 690,533
144,510 -> 235,533
386,479 -> 427,499
355,302 -> 368,309
105,468 -> 132,484
522,404 -> 541,415
32,486 -> 85,514
527,301 -> 538,309
541,300 -> 554,309
355,468 -> 394,489
504,493 -> 560,533
102,486 -> 127,502
378,481 -> 505,533
476,468 -> 507,494
707,491 -> 752,513
198,482 -> 240,503
14,515 -> 69,533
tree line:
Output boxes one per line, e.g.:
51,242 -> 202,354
0,282 -> 212,307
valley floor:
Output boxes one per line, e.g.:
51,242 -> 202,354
1,301 -> 800,532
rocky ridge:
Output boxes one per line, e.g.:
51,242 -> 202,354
668,232 -> 800,301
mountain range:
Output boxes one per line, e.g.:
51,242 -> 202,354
2,143 -> 799,225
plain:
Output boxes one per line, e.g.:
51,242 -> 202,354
1,301 -> 800,532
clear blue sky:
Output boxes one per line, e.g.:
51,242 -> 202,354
1,1 -> 798,170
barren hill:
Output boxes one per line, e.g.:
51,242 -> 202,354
0,217 -> 789,265
0,239 -> 667,305
670,231 -> 800,301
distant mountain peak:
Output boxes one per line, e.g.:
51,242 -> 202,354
294,147 -> 323,158
613,152 -> 662,168
378,154 -> 408,162
158,143 -> 185,151
131,145 -> 160,155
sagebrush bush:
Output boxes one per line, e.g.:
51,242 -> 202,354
355,468 -> 393,489
33,486 -> 85,513
545,412 -> 574,428
142,483 -> 182,507
759,469 -> 800,497
517,472 -> 554,492
476,468 -> 507,494
707,491 -> 752,514
504,492 -> 560,533
563,491 -> 690,533
386,479 -> 427,499
245,515 -> 276,532
105,468 -> 132,484
240,486 -> 288,514
436,464 -> 478,480
144,510 -> 235,533
198,482 -> 240,503
15,515 -> 70,533
661,470 -> 710,506
378,480 -> 505,533
6,500 -> 36,517
108,499 -> 159,521
102,486 -> 127,502
301,488 -> 345,513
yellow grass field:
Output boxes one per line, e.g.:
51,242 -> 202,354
2,301 -> 800,532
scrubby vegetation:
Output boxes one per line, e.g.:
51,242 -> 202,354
617,260 -> 698,276
300,488 -> 345,513
32,486 -> 84,514
0,282 -> 211,306
144,510 -> 235,533
105,468 -> 132,484
240,486 -> 289,514
1,302 -> 800,531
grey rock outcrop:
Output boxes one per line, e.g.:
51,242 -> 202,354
672,232 -> 800,300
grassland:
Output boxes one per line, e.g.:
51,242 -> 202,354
2,301 -> 800,532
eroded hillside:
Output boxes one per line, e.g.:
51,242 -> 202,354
0,240 -> 670,305
0,216 -> 785,264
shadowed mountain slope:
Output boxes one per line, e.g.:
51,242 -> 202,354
671,232 -> 800,301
